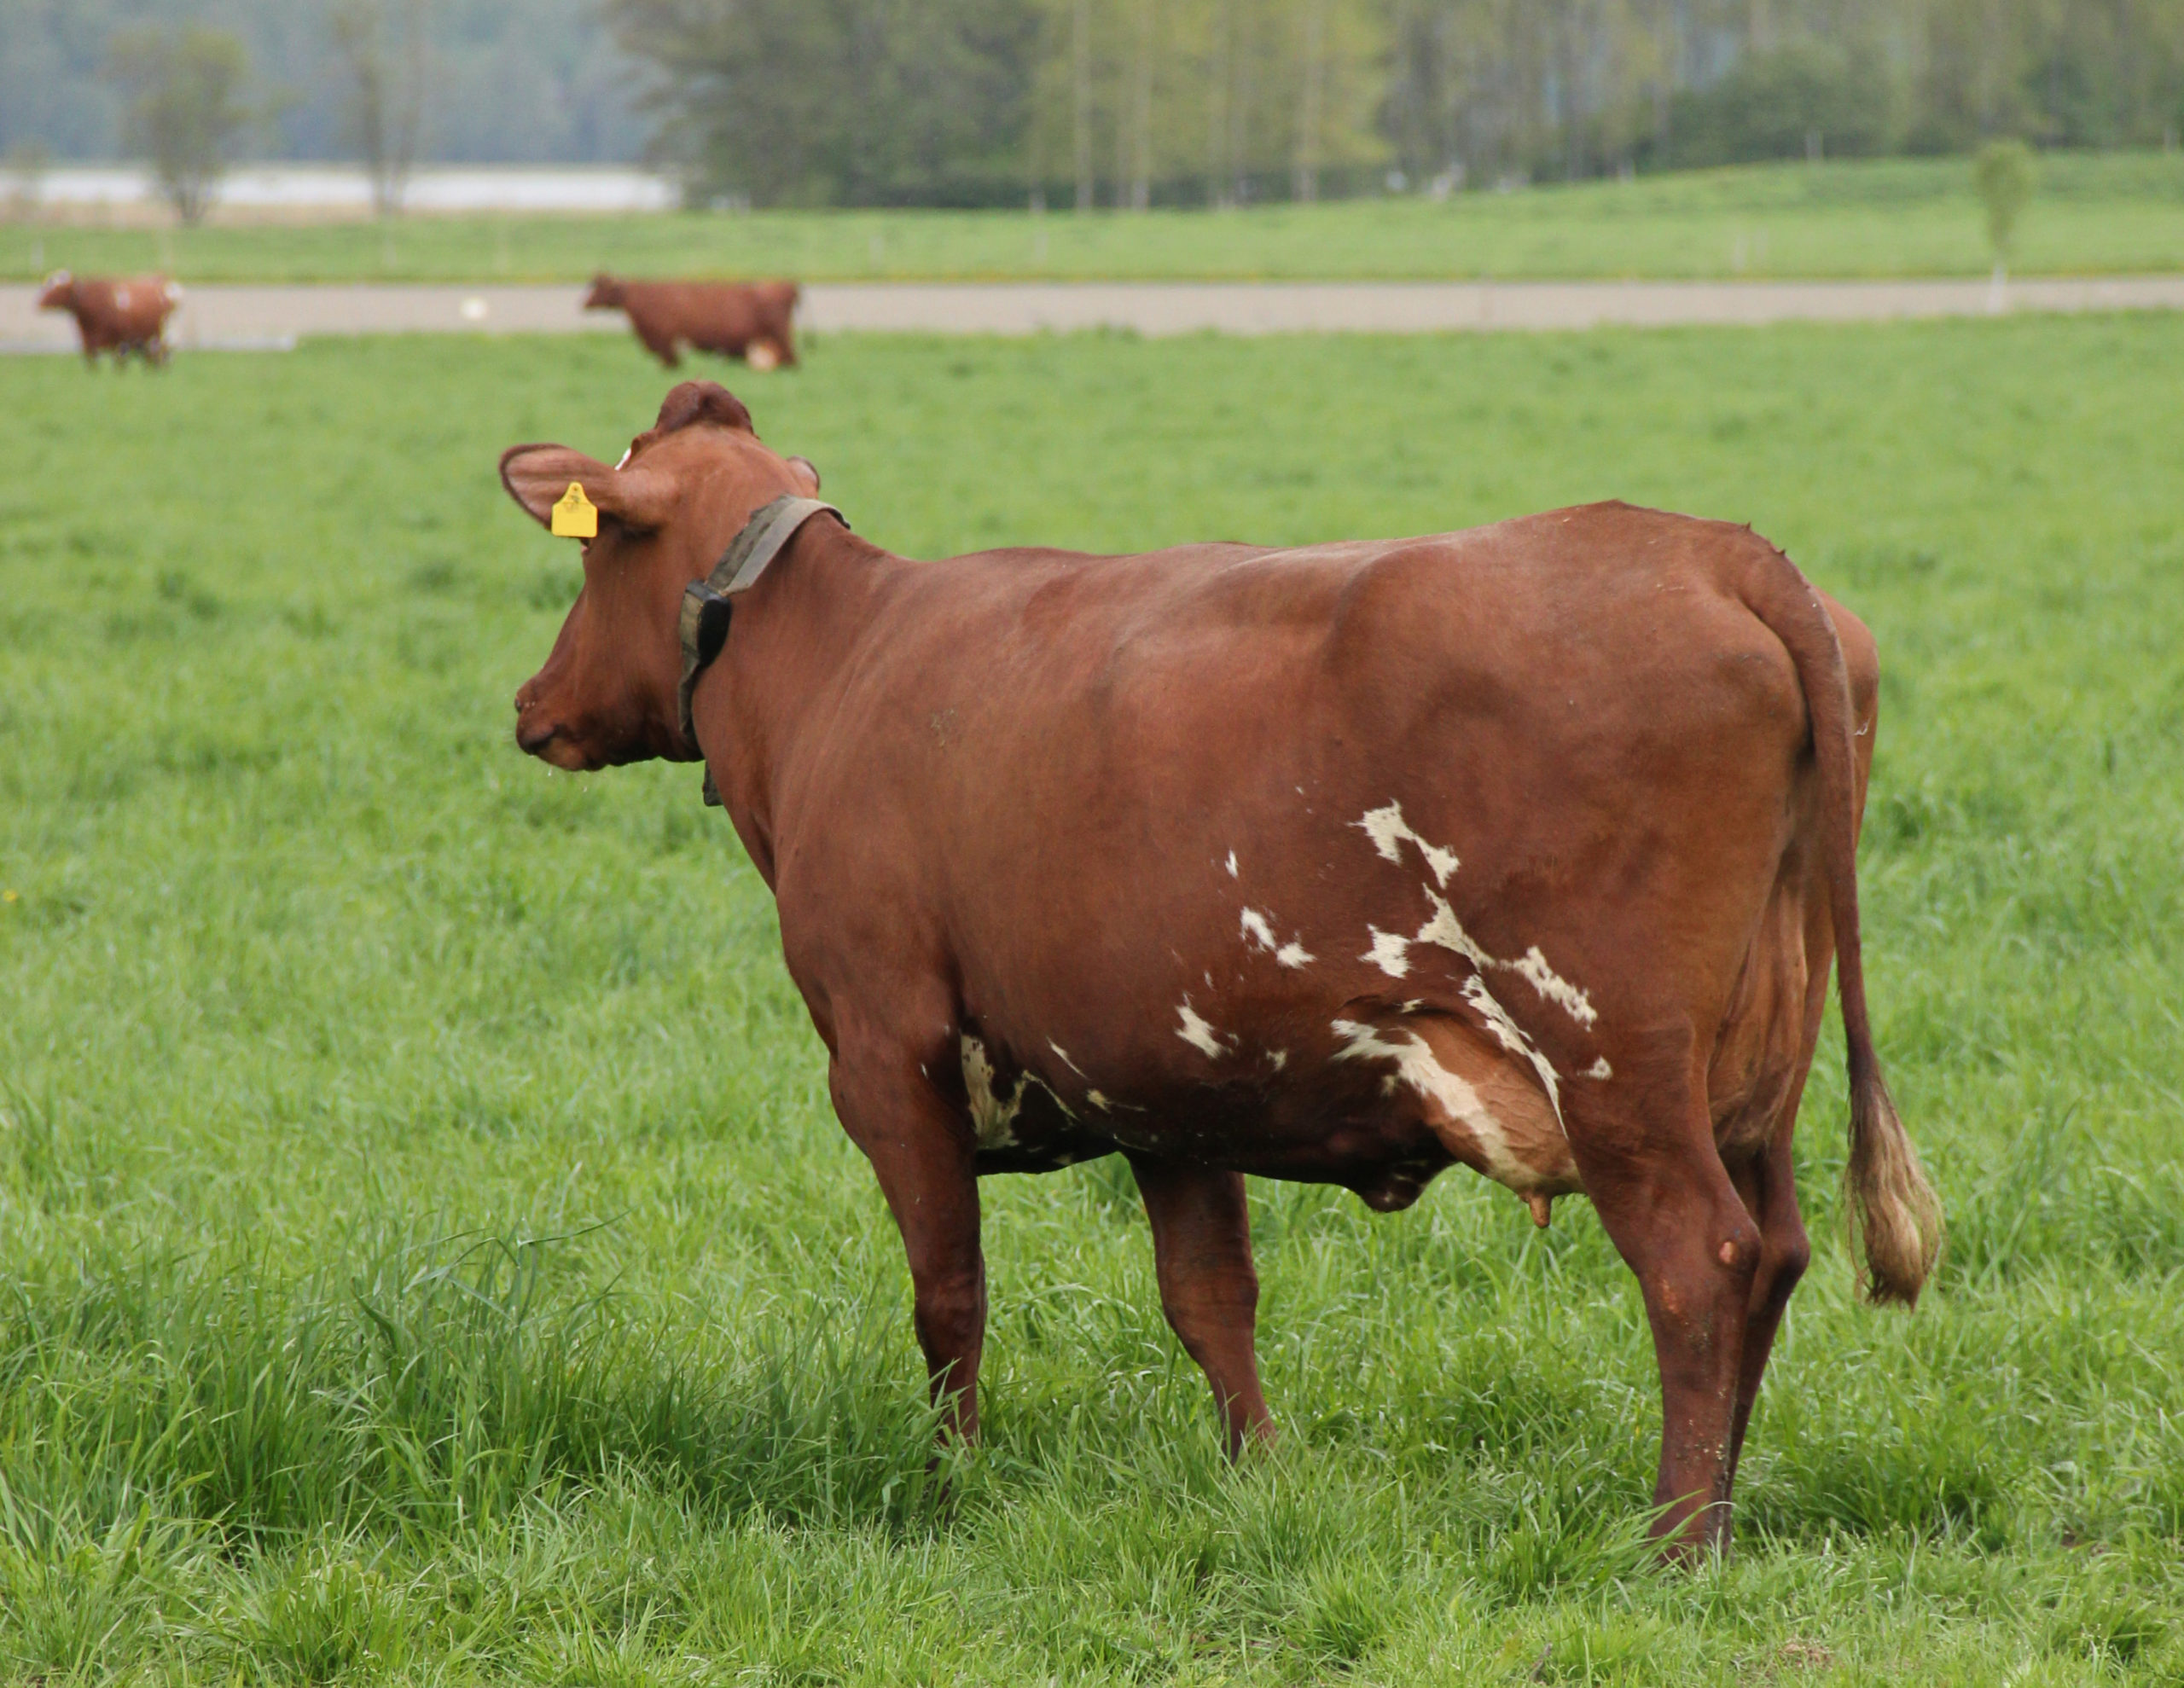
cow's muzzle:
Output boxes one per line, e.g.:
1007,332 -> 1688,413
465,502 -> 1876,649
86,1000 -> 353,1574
514,687 -> 585,767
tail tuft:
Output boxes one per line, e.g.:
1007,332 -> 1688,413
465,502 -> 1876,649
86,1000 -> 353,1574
1844,1050 -> 1943,1305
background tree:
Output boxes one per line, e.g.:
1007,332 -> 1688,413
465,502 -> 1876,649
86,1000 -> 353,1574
102,26 -> 256,225
608,0 -> 1043,207
1974,135 -> 2035,296
1024,0 -> 1385,211
330,0 -> 430,217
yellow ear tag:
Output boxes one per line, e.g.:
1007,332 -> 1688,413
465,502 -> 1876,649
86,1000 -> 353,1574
550,481 -> 598,538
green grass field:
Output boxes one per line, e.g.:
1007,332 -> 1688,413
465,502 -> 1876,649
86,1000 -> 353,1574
3,316 -> 2182,1683
12,152 -> 2184,285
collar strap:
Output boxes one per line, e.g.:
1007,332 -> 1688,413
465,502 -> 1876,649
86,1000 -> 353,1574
677,494 -> 845,756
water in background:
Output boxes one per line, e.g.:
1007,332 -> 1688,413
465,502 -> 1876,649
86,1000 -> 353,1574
20,165 -> 676,217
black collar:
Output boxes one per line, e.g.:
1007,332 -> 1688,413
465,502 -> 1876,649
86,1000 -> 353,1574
676,494 -> 847,755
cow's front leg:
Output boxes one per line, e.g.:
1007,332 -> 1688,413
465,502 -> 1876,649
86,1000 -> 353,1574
831,1051 -> 986,1441
1128,1154 -> 1274,1456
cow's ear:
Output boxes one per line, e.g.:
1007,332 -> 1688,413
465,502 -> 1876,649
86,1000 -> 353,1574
785,455 -> 821,495
499,444 -> 676,534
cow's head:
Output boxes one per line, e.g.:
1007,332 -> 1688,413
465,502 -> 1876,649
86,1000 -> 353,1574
581,273 -> 624,310
501,380 -> 822,772
36,270 -> 74,310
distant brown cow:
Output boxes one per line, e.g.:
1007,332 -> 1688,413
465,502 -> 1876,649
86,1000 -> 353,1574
38,271 -> 181,366
583,275 -> 799,371
500,381 -> 1941,1558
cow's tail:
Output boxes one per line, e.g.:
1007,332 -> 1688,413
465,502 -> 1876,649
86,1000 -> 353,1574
1738,542 -> 1942,1307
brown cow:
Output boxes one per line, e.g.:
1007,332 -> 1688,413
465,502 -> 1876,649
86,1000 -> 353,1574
583,274 -> 799,371
500,381 -> 1941,1557
38,270 -> 181,366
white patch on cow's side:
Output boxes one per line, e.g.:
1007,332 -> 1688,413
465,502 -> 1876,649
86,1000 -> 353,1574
1266,1049 -> 1287,1070
1176,999 -> 1225,1059
1408,895 -> 1596,1097
1356,804 -> 1409,865
613,445 -> 635,469
1356,801 -> 1459,886
1240,908 -> 1315,969
1048,1041 -> 1085,1077
1330,1018 -> 1524,1183
1087,1089 -> 1112,1111
1362,927 -> 1414,977
1404,896 -> 1595,1121
1225,850 -> 1239,878
1406,890 -> 1598,1035
1583,1058 -> 1614,1080
1461,977 -> 1564,1128
960,1035 -> 1022,1149
114,286 -> 131,310
1413,890 -> 1494,972
1506,946 -> 1599,1027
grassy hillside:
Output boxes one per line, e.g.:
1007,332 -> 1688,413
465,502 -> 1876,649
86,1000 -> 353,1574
2,317 -> 2181,1681
9,152 -> 2184,284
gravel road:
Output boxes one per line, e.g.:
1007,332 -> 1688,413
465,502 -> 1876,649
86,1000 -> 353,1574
5,275 -> 2181,351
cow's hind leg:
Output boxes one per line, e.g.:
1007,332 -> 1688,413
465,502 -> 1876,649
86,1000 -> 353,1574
1724,1127 -> 1810,1489
1570,1055 -> 1761,1557
829,1049 -> 987,1442
1127,1154 -> 1273,1456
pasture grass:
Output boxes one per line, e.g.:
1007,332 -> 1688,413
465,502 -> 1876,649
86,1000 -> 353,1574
3,316 -> 2182,1681
9,151 -> 2184,285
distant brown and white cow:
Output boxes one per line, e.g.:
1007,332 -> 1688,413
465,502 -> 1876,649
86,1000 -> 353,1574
500,381 -> 1940,1557
583,275 -> 799,371
38,271 -> 181,367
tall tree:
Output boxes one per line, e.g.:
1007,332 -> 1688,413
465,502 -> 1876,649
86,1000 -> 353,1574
102,25 -> 256,225
1073,0 -> 1095,207
329,0 -> 430,217
1128,0 -> 1155,208
1295,0 -> 1326,200
611,0 -> 1043,206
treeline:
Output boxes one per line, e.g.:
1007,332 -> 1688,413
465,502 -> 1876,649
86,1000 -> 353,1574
0,0 -> 647,165
612,0 -> 2184,207
8,0 -> 2179,202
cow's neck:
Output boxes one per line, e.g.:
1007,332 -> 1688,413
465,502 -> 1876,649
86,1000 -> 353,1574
698,519 -> 903,887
